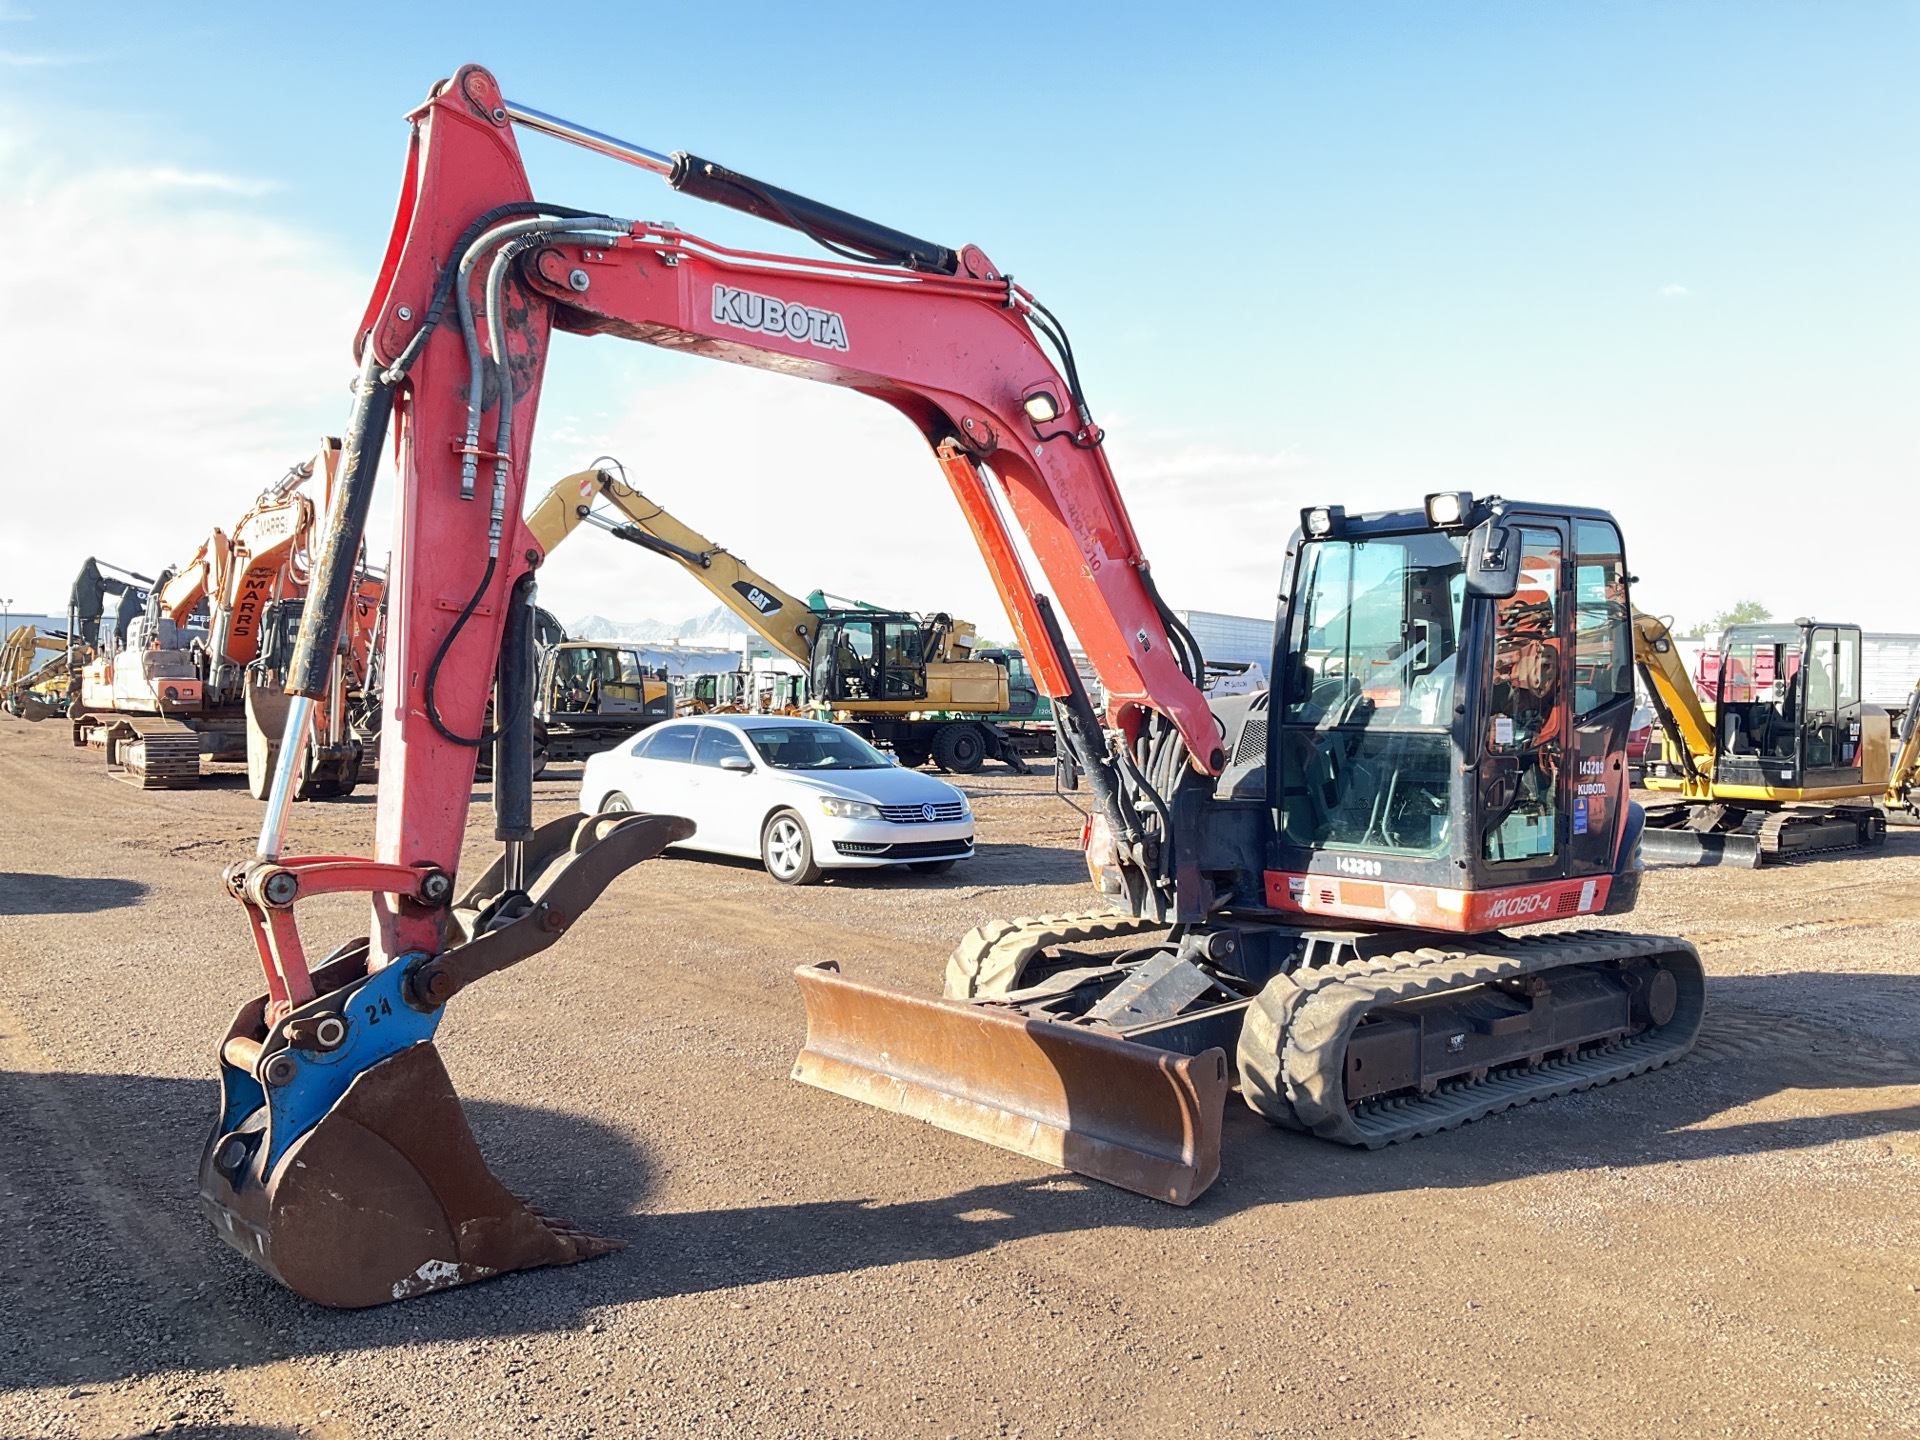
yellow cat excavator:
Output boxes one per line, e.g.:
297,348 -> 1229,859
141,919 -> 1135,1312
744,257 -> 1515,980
1633,611 -> 1919,865
524,466 -> 1042,772
1,625 -> 68,719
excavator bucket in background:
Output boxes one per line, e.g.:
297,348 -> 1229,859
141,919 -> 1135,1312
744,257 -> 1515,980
792,963 -> 1228,1206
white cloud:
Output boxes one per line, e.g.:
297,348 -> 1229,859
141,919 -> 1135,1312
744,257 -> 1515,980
1660,282 -> 1691,300
0,49 -> 91,66
0,117 -> 363,611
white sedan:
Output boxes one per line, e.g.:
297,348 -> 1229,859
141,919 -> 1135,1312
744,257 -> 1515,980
580,715 -> 975,885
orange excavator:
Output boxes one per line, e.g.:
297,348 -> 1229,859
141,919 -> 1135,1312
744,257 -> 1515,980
70,444 -> 381,795
200,69 -> 1701,1308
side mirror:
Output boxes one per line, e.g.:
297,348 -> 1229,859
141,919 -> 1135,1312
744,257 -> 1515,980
719,754 -> 754,773
1466,520 -> 1519,600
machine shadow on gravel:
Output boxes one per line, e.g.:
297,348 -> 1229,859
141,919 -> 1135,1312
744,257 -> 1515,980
3,969 -> 1914,1383
0,873 -> 149,915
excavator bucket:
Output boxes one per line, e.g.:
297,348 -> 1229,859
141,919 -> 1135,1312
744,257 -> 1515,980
792,962 -> 1228,1205
199,1025 -> 618,1308
201,812 -> 692,1307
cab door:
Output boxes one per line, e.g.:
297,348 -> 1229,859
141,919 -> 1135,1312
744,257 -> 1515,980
1474,523 -> 1569,891
1565,519 -> 1635,878
1802,625 -> 1864,787
878,620 -> 929,702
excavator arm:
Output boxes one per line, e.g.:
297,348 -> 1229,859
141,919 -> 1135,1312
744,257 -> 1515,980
203,68 -> 1229,1306
156,533 -> 229,627
525,468 -> 817,667
1631,609 -> 1718,791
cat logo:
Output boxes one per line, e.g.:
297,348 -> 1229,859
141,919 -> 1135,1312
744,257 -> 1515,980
732,581 -> 783,615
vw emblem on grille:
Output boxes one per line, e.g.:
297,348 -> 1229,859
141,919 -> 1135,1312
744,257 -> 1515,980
920,802 -> 938,821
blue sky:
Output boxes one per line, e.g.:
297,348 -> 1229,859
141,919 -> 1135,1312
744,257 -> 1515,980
3,3 -> 1914,637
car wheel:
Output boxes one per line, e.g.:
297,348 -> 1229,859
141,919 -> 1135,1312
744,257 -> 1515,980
762,809 -> 823,885
933,723 -> 986,775
600,790 -> 635,813
909,859 -> 957,875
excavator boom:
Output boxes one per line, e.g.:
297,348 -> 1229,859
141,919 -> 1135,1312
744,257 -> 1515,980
526,468 -> 816,667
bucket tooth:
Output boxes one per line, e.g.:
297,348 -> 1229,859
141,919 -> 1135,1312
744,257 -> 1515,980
792,962 -> 1227,1206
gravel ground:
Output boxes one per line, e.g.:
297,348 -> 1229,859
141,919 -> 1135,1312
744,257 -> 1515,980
1,718 -> 1917,1439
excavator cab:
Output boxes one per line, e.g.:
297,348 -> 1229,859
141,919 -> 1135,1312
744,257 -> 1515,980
811,613 -> 929,705
1265,499 -> 1643,929
1704,622 -> 1877,790
976,649 -> 1044,720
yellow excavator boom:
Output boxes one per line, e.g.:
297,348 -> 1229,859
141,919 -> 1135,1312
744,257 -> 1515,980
526,469 -> 816,668
1888,680 -> 1920,810
1630,609 -> 1718,790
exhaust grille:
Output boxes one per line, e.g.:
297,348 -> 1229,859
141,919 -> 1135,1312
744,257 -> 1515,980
1230,695 -> 1270,767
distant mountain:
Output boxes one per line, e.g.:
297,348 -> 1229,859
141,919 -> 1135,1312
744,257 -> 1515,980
566,606 -> 753,644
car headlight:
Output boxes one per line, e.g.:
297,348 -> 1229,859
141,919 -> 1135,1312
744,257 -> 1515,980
820,796 -> 881,820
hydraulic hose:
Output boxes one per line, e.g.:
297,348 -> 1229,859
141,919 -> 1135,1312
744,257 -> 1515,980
1032,594 -> 1142,855
421,212 -> 627,747
287,350 -> 392,700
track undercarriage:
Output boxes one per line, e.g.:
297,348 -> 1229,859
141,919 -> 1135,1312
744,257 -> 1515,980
1640,799 -> 1887,868
951,909 -> 1704,1147
793,909 -> 1703,1206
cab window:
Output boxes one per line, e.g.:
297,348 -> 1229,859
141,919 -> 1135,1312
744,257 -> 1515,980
1486,530 -> 1563,755
1572,521 -> 1633,718
1483,528 -> 1563,862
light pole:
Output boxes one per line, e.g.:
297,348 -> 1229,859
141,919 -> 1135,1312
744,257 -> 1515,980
1,598 -> 12,636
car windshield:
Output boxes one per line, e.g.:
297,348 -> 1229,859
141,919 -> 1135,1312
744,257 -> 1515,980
745,725 -> 890,770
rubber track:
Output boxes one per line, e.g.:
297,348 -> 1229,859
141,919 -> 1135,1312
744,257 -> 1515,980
1753,808 -> 1882,863
125,729 -> 202,790
1238,929 -> 1706,1148
944,908 -> 1166,999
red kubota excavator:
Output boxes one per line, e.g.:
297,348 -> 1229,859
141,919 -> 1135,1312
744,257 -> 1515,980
201,67 -> 1703,1308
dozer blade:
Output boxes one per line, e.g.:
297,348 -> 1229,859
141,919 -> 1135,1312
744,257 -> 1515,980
1639,827 -> 1764,868
792,962 -> 1227,1206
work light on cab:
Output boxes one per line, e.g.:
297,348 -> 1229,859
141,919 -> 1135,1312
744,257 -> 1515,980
1424,490 -> 1473,528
